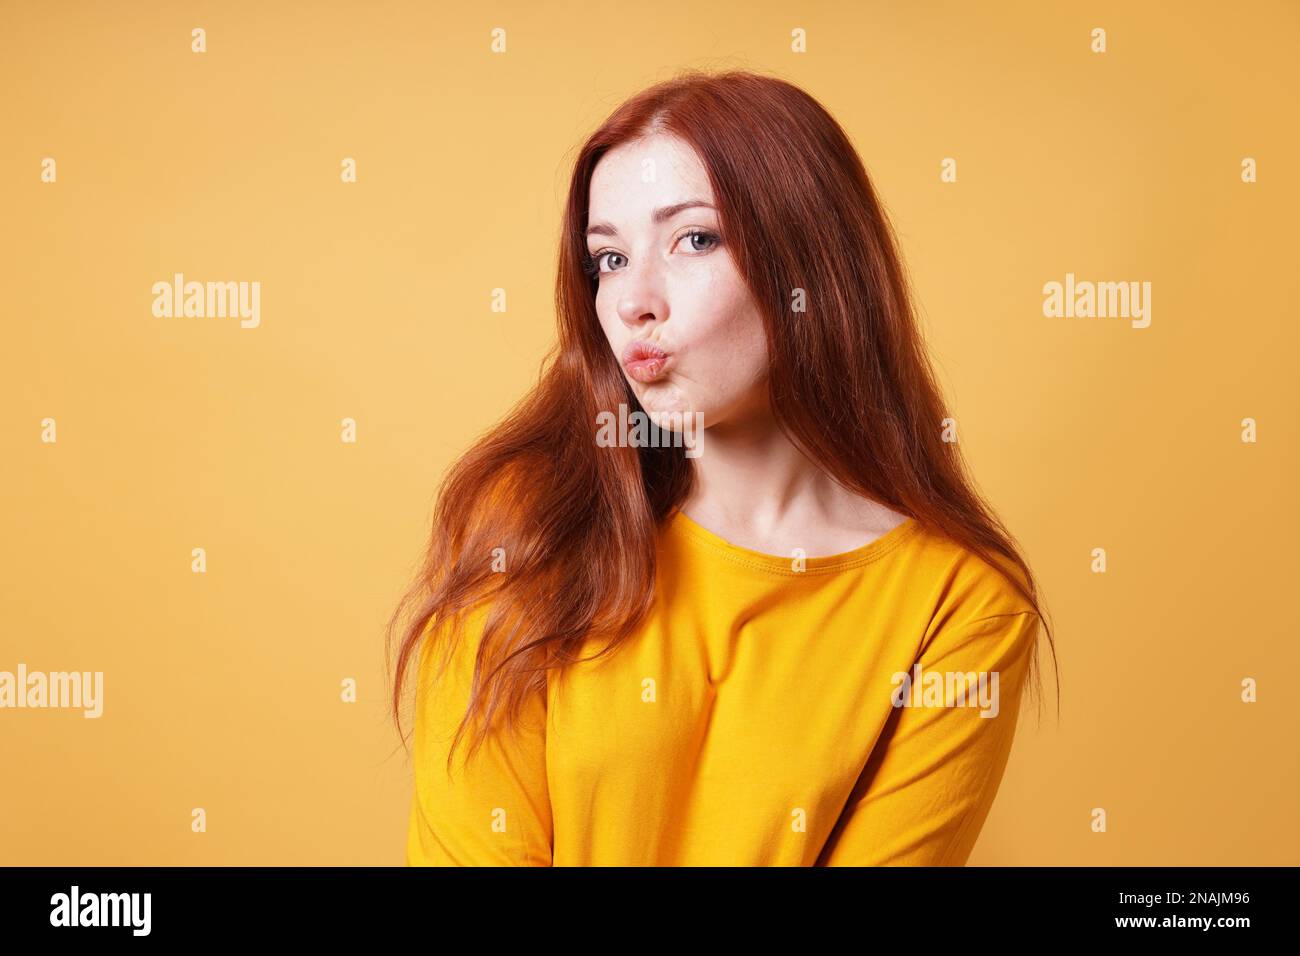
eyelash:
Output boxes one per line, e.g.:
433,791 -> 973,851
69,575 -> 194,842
581,229 -> 722,279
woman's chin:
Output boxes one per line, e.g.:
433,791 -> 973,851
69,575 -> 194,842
636,384 -> 686,415
645,408 -> 698,431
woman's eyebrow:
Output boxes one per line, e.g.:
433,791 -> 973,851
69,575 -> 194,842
585,200 -> 716,239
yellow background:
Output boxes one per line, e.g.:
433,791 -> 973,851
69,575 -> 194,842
1,0 -> 1296,865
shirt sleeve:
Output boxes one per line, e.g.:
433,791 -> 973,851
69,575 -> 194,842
817,609 -> 1040,866
405,608 -> 554,866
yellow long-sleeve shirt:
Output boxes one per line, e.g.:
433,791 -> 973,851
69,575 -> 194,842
406,508 -> 1041,866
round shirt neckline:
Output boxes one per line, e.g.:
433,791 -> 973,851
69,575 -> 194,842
664,508 -> 922,575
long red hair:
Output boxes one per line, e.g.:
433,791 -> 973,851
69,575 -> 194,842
386,68 -> 1058,769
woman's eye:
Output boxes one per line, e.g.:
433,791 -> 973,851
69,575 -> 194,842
590,251 -> 626,274
677,230 -> 721,254
586,231 -> 720,277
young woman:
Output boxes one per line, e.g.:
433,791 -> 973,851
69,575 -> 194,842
389,69 -> 1057,867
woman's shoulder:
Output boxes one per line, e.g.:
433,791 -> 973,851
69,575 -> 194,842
902,521 -> 1040,626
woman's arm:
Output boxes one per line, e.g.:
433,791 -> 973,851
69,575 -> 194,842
405,608 -> 554,866
818,610 -> 1041,866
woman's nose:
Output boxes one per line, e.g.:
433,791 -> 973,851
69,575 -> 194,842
616,256 -> 667,328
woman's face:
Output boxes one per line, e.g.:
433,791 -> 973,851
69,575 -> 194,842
585,132 -> 769,431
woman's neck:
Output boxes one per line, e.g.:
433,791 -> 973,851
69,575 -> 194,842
679,409 -> 907,556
